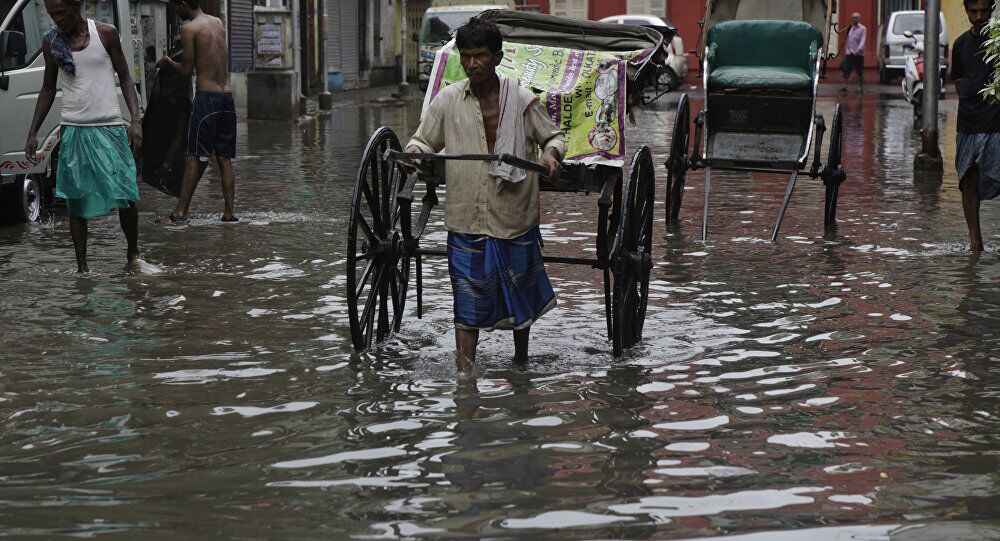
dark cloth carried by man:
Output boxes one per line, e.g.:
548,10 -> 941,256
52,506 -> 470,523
141,51 -> 191,197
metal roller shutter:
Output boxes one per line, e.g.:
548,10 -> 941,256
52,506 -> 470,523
883,0 -> 918,15
627,0 -> 666,17
550,0 -> 588,20
229,0 -> 254,73
326,0 -> 361,88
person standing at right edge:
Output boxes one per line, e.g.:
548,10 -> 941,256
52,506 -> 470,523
953,0 -> 1000,252
157,0 -> 238,225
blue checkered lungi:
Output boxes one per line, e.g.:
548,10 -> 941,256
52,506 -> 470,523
447,227 -> 557,331
957,132 -> 1000,200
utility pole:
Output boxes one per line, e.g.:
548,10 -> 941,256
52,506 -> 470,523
291,0 -> 304,116
399,0 -> 410,96
319,0 -> 332,109
914,0 -> 944,171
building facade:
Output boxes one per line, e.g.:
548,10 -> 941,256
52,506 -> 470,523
324,0 -> 418,92
220,0 -> 991,116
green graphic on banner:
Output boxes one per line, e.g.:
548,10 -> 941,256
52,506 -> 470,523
423,41 -> 651,166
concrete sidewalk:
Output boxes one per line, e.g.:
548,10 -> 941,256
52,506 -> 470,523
307,84 -> 421,117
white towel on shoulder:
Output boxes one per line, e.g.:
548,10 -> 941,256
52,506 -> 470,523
490,77 -> 532,192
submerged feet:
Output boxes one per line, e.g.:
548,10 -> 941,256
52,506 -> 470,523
125,258 -> 145,274
160,214 -> 240,224
160,213 -> 188,226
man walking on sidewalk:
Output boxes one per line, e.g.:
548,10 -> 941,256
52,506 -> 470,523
24,0 -> 143,273
841,12 -> 867,92
158,0 -> 238,224
953,0 -> 999,252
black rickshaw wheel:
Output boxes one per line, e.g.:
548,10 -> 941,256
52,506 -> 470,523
824,104 -> 845,231
346,127 -> 411,351
611,146 -> 655,357
666,93 -> 690,223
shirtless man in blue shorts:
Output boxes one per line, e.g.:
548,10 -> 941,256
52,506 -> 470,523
158,0 -> 237,224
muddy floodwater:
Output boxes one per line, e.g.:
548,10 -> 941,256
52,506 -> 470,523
3,89 -> 1000,539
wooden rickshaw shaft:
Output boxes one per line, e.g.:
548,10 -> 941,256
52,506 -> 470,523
386,149 -> 605,268
384,150 -> 552,177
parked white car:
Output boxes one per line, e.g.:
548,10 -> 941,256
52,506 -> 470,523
599,14 -> 688,90
878,10 -> 947,84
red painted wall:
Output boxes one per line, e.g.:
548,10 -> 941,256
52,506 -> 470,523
667,0 -> 707,72
589,0 -> 627,20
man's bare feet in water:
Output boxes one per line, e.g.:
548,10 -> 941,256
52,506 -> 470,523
125,258 -> 144,274
221,214 -> 239,222
160,214 -> 188,226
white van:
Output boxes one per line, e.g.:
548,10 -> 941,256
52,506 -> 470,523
878,10 -> 947,84
416,2 -> 514,91
0,0 -> 142,222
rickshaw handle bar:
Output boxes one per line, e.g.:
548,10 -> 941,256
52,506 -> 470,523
385,150 -> 552,177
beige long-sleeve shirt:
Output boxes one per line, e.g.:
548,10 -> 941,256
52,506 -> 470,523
407,78 -> 567,239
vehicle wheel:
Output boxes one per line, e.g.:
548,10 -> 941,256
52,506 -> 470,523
823,105 -> 846,231
657,67 -> 680,92
878,65 -> 888,85
1,175 -> 43,224
610,146 -> 655,357
665,93 -> 690,223
346,127 -> 411,351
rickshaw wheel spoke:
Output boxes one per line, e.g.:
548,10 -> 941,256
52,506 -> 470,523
347,127 -> 411,352
666,93 -> 690,224
356,257 -> 377,299
611,146 -> 655,357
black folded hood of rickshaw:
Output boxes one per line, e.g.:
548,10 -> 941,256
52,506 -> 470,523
477,9 -> 672,55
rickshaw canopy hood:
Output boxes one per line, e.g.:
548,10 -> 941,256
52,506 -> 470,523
476,9 -> 671,54
700,0 -> 833,54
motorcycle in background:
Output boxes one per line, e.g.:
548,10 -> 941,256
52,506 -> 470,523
901,30 -> 945,121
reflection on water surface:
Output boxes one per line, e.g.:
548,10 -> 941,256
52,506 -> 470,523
2,91 -> 1000,539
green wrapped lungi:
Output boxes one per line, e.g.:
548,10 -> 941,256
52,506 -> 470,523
56,125 -> 139,219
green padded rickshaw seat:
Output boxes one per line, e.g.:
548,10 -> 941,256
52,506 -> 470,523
706,20 -> 822,91
708,65 -> 813,89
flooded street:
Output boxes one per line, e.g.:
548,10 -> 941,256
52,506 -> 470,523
4,87 -> 1000,539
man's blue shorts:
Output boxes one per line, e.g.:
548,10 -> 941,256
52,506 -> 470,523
185,91 -> 237,159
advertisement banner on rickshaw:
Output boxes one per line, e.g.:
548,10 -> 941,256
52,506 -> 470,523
423,41 -> 652,166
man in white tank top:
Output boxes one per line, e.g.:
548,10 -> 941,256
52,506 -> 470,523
23,0 -> 144,273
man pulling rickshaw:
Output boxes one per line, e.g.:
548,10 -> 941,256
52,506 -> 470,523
345,10 -> 665,360
404,17 -> 566,370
